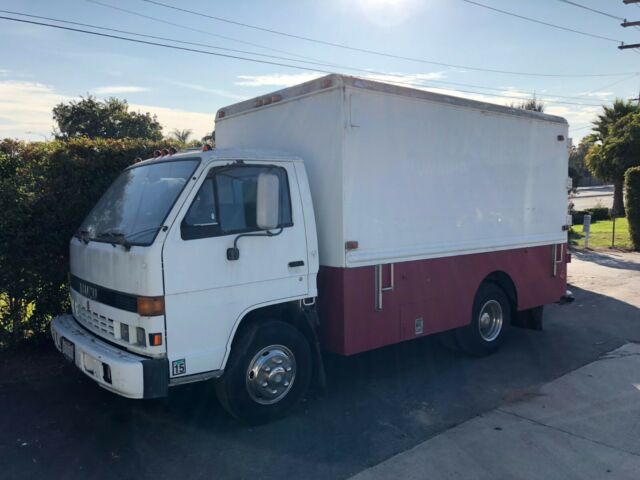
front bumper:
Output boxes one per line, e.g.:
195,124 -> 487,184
51,314 -> 168,399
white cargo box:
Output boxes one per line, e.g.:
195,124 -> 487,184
216,74 -> 569,269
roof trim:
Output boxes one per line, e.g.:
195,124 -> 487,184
216,74 -> 568,125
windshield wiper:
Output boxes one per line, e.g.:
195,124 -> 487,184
95,225 -> 168,250
95,231 -> 131,249
74,229 -> 91,244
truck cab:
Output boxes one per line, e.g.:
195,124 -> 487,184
52,149 -> 320,422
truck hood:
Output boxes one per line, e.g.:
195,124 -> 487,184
69,237 -> 165,296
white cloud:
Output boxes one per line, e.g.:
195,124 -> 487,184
0,79 -> 214,140
236,73 -> 325,87
171,81 -> 246,100
128,102 -> 214,138
576,90 -> 613,99
92,86 -> 149,94
361,71 -> 447,86
0,80 -> 70,139
235,71 -> 448,88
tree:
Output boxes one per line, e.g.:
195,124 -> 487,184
568,137 -> 594,189
592,99 -> 638,142
171,128 -> 193,143
625,166 -> 640,251
202,130 -> 215,146
52,96 -> 163,140
510,95 -> 544,112
586,112 -> 640,215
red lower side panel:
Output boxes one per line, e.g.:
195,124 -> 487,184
317,244 -> 567,355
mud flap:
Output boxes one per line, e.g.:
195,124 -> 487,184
300,308 -> 327,393
512,305 -> 544,331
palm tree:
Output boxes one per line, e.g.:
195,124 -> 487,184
171,128 -> 193,143
592,99 -> 638,142
588,99 -> 639,215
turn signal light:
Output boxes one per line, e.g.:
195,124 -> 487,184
148,333 -> 163,346
137,296 -> 165,316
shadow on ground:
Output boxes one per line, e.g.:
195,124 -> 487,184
1,285 -> 639,480
572,249 -> 640,271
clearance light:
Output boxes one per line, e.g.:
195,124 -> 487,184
137,296 -> 165,316
345,240 -> 359,251
149,333 -> 163,346
217,110 -> 226,119
271,94 -> 282,103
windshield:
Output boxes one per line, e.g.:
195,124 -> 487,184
80,158 -> 199,246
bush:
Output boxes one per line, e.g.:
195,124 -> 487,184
625,166 -> 640,250
0,137 -> 176,349
571,207 -> 611,225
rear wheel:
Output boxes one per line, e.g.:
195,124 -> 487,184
456,282 -> 510,356
215,320 -> 312,424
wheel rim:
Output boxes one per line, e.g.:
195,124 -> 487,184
246,345 -> 296,405
478,300 -> 503,342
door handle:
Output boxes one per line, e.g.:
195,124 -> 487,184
288,260 -> 305,268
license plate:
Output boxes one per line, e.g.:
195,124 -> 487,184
61,337 -> 75,362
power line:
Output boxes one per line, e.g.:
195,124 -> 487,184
556,0 -> 624,21
0,9 -> 362,71
0,15 -> 612,108
571,124 -> 595,132
462,0 -> 622,43
0,8 -> 604,105
138,0 -> 633,78
0,15 -> 333,73
85,0 -> 316,62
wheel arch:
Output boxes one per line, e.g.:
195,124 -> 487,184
221,299 -> 317,371
482,270 -> 518,314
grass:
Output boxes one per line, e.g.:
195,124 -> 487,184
569,217 -> 632,249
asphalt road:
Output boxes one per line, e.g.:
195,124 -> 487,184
1,250 -> 639,480
570,185 -> 613,211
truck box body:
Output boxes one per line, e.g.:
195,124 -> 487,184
217,75 -> 569,356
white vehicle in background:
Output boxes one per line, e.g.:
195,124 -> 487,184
51,74 -> 570,423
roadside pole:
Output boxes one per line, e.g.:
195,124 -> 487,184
583,214 -> 591,249
612,215 -> 617,249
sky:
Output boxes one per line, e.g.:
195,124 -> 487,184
1,0 -> 640,143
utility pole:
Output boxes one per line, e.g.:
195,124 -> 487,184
619,1 -> 640,50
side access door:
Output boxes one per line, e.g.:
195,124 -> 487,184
162,161 -> 310,379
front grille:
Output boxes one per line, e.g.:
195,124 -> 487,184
75,302 -> 115,338
70,275 -> 137,312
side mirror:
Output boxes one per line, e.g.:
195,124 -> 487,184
256,172 -> 280,230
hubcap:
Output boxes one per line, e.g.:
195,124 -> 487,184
478,300 -> 503,342
246,345 -> 296,405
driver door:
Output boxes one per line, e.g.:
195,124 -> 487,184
162,161 -> 309,379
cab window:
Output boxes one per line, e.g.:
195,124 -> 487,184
181,164 -> 292,240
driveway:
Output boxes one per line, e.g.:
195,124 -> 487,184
1,250 -> 639,479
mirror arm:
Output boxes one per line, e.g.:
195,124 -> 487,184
227,226 -> 284,261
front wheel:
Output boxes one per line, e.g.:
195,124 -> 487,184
456,282 -> 511,356
215,320 -> 312,424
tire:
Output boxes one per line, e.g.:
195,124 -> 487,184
456,282 -> 510,356
215,320 -> 312,424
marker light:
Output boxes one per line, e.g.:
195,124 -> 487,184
137,296 -> 165,316
149,333 -> 163,346
345,240 -> 359,251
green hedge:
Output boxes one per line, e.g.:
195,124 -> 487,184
625,166 -> 640,251
0,137 -> 178,349
571,207 -> 610,225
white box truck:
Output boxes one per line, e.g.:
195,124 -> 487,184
51,74 -> 570,423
